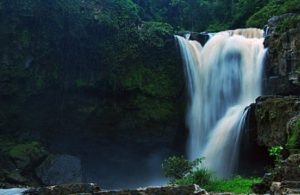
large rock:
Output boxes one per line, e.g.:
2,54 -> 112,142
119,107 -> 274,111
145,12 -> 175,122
0,140 -> 49,187
249,96 -> 300,147
279,154 -> 300,181
176,31 -> 211,46
252,154 -> 300,194
35,154 -> 82,185
263,19 -> 300,95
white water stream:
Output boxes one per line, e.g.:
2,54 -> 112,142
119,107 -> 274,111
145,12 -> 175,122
0,188 -> 27,195
176,28 -> 266,177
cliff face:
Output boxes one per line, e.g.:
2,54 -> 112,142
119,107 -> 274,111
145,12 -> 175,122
248,14 -> 300,149
249,96 -> 300,148
263,16 -> 300,95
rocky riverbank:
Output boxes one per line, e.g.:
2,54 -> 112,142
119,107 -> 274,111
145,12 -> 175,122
21,183 -> 208,195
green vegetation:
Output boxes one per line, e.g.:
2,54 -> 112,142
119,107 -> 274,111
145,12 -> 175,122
246,0 -> 300,28
162,155 -> 204,180
0,0 -> 298,141
204,176 -> 262,194
172,168 -> 212,187
269,145 -> 283,165
7,142 -> 46,160
162,155 -> 261,193
287,117 -> 300,152
275,15 -> 300,33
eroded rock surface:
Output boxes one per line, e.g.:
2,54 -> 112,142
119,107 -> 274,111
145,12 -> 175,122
249,96 -> 300,147
264,23 -> 300,95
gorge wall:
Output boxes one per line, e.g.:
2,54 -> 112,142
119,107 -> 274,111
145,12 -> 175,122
263,16 -> 300,95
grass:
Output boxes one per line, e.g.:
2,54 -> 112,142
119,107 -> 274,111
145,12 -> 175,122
163,155 -> 262,193
204,176 -> 262,194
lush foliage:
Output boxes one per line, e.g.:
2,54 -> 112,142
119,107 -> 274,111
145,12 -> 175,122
161,156 -> 204,180
171,168 -> 212,187
246,0 -> 300,27
162,156 -> 261,193
269,145 -> 284,166
1,0 -> 298,141
275,15 -> 300,33
204,176 -> 262,193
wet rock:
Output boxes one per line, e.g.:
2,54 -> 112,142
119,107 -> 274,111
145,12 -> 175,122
176,31 -> 211,45
280,154 -> 300,181
35,154 -> 82,185
24,183 -> 100,195
251,172 -> 272,194
282,180 -> 300,189
270,181 -> 282,195
6,171 -> 27,184
255,154 -> 300,194
249,96 -> 300,147
270,181 -> 300,195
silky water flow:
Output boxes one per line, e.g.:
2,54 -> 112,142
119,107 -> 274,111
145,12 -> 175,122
175,28 -> 267,177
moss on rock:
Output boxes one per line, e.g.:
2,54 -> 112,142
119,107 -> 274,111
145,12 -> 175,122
6,142 -> 48,169
254,96 -> 300,147
287,115 -> 300,153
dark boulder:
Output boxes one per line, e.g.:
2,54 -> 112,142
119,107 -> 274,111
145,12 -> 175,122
279,154 -> 300,181
35,154 -> 82,185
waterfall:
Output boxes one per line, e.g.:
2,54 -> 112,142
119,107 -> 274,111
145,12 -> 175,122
175,28 -> 267,177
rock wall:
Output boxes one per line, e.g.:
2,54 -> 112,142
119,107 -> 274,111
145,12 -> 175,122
249,96 -> 300,148
263,16 -> 300,95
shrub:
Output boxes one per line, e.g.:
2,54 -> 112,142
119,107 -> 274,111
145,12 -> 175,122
269,145 -> 283,165
161,155 -> 203,180
172,168 -> 212,186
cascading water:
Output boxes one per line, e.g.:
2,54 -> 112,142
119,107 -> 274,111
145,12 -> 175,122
175,28 -> 267,177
